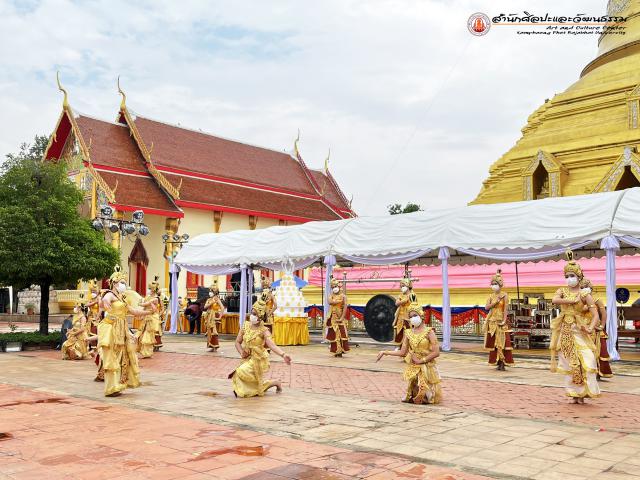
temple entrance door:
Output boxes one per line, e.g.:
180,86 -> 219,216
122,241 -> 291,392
128,238 -> 149,296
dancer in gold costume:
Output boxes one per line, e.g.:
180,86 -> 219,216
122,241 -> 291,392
229,300 -> 292,397
137,277 -> 161,359
579,278 -> 613,379
260,277 -> 277,333
377,305 -> 442,404
62,296 -> 91,360
393,277 -> 417,344
550,252 -> 601,403
325,278 -> 350,357
85,280 -> 101,336
203,283 -> 224,351
98,267 -> 149,397
483,269 -> 514,370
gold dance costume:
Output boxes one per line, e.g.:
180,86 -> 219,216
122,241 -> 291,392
153,298 -> 164,349
263,291 -> 275,332
402,328 -> 442,404
483,294 -> 515,366
203,295 -> 223,350
62,314 -> 90,360
394,293 -> 410,344
325,291 -> 350,355
137,295 -> 157,359
98,297 -> 140,396
583,296 -> 613,378
550,288 -> 600,398
230,323 -> 271,397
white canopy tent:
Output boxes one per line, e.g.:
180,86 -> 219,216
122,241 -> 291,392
172,187 -> 640,360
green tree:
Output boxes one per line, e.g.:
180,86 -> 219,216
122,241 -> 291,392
0,136 -> 120,334
387,202 -> 422,215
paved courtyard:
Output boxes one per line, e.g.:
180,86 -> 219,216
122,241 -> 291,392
1,335 -> 639,479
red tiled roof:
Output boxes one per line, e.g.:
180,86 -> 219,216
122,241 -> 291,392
75,115 -> 147,173
47,106 -> 354,221
165,173 -> 339,221
131,115 -> 318,195
98,171 -> 182,215
309,170 -> 351,213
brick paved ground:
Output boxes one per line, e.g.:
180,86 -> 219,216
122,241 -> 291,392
27,343 -> 640,432
0,384 -> 489,480
2,337 -> 640,479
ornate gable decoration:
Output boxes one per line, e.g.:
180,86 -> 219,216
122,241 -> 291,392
521,150 -> 567,200
627,84 -> 640,129
592,146 -> 640,192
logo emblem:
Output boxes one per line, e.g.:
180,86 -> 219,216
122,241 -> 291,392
467,12 -> 490,36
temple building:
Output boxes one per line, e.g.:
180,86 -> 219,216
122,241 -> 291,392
43,82 -> 354,299
472,0 -> 640,204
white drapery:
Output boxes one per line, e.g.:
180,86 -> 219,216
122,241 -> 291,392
172,189 -> 640,357
601,236 -> 621,361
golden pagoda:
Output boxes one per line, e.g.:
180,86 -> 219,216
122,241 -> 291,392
473,0 -> 640,204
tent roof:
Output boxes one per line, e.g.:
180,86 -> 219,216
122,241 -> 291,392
175,188 -> 640,271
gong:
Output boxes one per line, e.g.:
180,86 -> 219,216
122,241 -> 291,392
364,294 -> 397,342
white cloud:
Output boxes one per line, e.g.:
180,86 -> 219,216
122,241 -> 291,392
0,0 -> 604,213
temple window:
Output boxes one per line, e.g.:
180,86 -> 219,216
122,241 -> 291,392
532,162 -> 550,199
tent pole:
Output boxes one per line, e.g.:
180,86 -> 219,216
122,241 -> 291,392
320,264 -> 324,323
515,261 -> 521,303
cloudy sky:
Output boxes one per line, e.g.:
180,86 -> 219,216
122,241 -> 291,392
0,0 -> 605,215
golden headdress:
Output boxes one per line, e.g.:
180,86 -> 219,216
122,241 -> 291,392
330,278 -> 341,289
87,279 -> 99,292
563,250 -> 583,280
75,292 -> 86,308
407,304 -> 424,319
252,298 -> 267,319
400,277 -> 413,289
210,281 -> 219,294
491,269 -> 504,287
109,265 -> 127,285
148,275 -> 160,294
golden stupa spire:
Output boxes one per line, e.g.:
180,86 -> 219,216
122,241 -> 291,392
117,75 -> 127,110
56,71 -> 69,108
582,0 -> 640,76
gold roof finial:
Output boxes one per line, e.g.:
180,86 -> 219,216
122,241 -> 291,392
56,71 -> 69,108
324,148 -> 330,174
294,129 -> 300,157
117,75 -> 127,110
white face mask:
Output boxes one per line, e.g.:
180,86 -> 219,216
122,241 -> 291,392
209,292 -> 214,297
491,284 -> 500,292
91,292 -> 97,299
332,287 -> 339,294
249,314 -> 259,325
73,307 -> 79,313
146,289 -> 151,296
581,287 -> 591,295
409,316 -> 422,328
116,282 -> 127,293
566,276 -> 578,287
401,286 -> 408,293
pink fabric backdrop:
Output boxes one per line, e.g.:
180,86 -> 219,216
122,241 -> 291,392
308,255 -> 640,289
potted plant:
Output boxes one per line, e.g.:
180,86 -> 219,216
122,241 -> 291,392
25,303 -> 36,315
